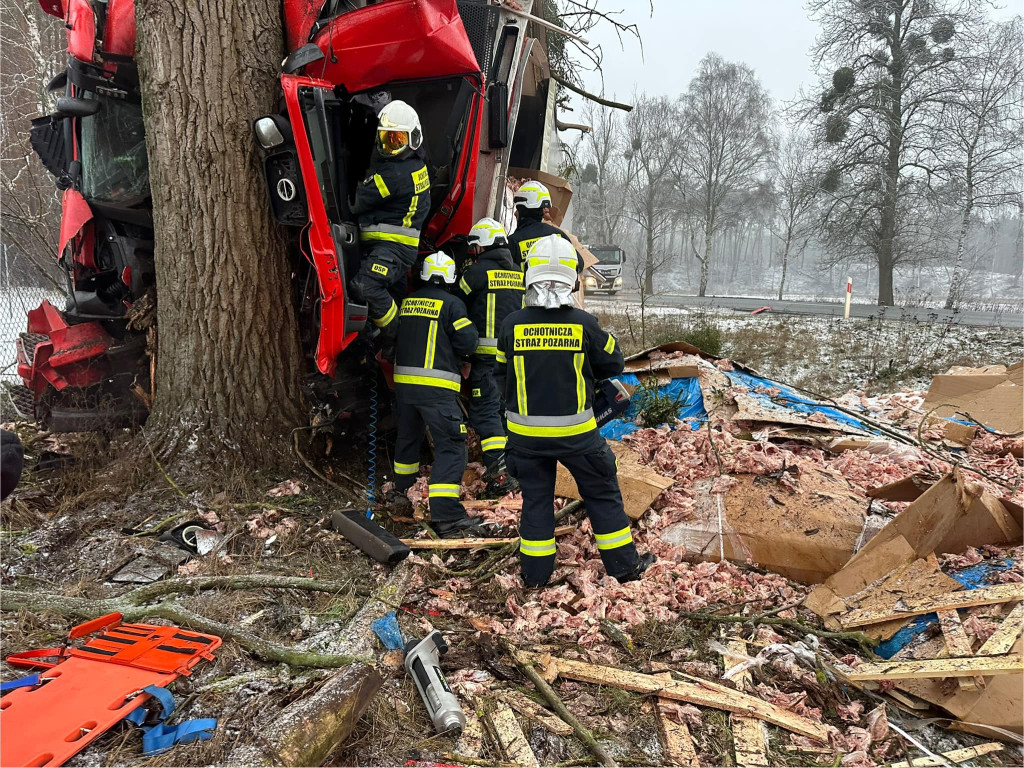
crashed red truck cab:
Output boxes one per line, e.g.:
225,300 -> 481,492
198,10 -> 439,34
14,0 -> 561,431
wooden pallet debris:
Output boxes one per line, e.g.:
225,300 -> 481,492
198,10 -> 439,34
936,610 -> 982,691
401,526 -> 574,549
455,708 -> 486,759
977,603 -> 1024,656
841,584 -> 1024,628
462,498 -> 523,511
888,741 -> 1004,767
723,641 -> 768,766
496,690 -> 573,736
846,654 -> 1023,681
654,697 -> 700,767
523,653 -> 831,741
489,707 -> 539,767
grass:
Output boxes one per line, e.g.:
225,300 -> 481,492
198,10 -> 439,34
591,306 -> 1023,397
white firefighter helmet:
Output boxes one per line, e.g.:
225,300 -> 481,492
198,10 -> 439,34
513,180 -> 552,211
420,251 -> 457,284
376,100 -> 423,157
524,235 -> 578,289
467,217 -> 508,248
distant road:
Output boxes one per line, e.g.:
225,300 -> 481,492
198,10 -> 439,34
584,292 -> 1023,328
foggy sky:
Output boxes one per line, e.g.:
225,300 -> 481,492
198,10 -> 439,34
574,0 -> 1021,108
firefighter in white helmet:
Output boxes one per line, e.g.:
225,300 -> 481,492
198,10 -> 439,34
458,217 -> 523,492
507,180 -> 573,268
386,252 -> 488,538
351,100 -> 431,355
495,235 -> 654,586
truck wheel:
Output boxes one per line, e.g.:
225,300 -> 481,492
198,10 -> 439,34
609,290 -> 618,295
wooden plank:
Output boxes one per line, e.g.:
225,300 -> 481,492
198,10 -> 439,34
977,603 -> 1024,656
654,698 -> 700,767
841,584 -> 1024,628
496,690 -> 573,736
463,498 -> 523,511
846,654 -> 1023,681
888,741 -> 1004,767
723,641 -> 768,767
489,707 -> 539,767
784,745 -> 833,755
402,526 -> 574,549
524,653 -> 830,741
935,610 -> 981,691
455,708 -> 486,759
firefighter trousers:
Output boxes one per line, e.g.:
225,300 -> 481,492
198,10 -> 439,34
466,357 -> 506,468
351,243 -> 415,329
393,392 -> 468,522
506,443 -> 641,586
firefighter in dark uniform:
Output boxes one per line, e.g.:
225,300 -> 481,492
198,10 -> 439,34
459,217 -> 522,487
506,180 -> 572,268
496,235 -> 655,587
351,100 -> 431,346
386,252 -> 486,538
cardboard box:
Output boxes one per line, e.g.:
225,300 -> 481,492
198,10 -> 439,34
806,470 -> 1023,626
660,467 -> 869,585
555,441 -> 674,520
922,361 -> 1022,434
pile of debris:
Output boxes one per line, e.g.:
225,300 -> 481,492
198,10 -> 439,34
371,347 -> 1022,766
2,349 -> 1021,767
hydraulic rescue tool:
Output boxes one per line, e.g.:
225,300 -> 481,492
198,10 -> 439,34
404,630 -> 465,735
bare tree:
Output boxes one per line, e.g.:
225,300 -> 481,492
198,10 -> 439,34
0,0 -> 64,287
677,53 -> 773,297
771,128 -> 820,300
934,18 -> 1024,309
573,101 -> 627,244
807,0 -> 987,305
622,95 -> 678,294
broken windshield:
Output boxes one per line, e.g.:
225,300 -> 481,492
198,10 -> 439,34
80,95 -> 149,205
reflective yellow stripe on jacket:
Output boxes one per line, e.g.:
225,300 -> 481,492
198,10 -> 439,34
505,409 -> 596,438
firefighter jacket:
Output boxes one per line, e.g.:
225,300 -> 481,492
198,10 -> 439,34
394,285 -> 478,401
507,217 -> 571,266
352,153 -> 431,254
457,246 -> 524,356
496,306 -> 623,456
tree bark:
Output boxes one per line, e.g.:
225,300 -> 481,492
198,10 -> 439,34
135,0 -> 304,465
699,220 -> 714,297
945,200 -> 974,310
777,231 -> 792,301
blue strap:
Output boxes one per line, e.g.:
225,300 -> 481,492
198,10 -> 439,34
1,674 -> 39,693
139,719 -> 218,756
123,685 -> 217,756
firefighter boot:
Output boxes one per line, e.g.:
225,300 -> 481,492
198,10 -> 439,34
615,551 -> 655,584
432,515 -> 492,539
383,488 -> 413,518
482,454 -> 518,497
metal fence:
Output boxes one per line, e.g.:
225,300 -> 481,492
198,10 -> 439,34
0,283 -> 63,384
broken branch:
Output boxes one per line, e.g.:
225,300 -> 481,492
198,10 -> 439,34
551,74 -> 633,112
506,642 -> 618,768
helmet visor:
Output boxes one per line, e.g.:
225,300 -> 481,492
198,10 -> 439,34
377,129 -> 410,156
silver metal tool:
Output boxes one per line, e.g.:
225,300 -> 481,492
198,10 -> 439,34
404,630 -> 465,735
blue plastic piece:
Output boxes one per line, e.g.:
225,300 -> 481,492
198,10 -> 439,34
724,370 -> 874,433
0,674 -> 39,693
371,610 -> 404,650
124,684 -> 217,756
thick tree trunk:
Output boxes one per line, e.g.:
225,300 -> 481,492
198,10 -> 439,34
136,0 -> 304,464
945,199 -> 974,310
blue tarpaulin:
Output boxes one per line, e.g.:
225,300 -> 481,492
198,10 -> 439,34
600,364 -> 875,440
